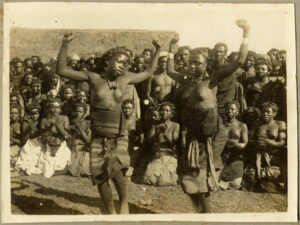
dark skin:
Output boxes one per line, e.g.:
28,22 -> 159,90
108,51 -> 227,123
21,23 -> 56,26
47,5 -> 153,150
56,33 -> 161,215
167,20 -> 250,213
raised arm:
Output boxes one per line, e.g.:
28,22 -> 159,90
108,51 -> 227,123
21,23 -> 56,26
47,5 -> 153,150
56,32 -> 89,81
166,36 -> 188,84
210,20 -> 250,86
127,40 -> 161,84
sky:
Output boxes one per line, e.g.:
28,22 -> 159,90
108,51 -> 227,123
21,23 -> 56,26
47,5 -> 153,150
4,3 -> 295,54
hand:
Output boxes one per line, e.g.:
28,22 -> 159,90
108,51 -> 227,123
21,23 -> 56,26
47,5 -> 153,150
169,35 -> 179,54
235,19 -> 250,31
62,32 -> 74,44
152,39 -> 161,49
226,139 -> 241,148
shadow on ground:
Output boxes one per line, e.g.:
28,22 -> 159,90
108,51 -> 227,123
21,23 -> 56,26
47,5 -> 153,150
12,180 -> 154,214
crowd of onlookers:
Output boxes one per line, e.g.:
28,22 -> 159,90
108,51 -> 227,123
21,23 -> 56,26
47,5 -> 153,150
10,41 -> 287,193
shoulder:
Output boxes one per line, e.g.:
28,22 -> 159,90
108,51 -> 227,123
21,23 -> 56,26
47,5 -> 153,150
170,121 -> 180,129
276,120 -> 286,131
57,115 -> 69,122
239,121 -> 248,130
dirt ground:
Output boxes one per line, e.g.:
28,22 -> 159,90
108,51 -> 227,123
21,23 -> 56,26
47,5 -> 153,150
11,173 -> 287,215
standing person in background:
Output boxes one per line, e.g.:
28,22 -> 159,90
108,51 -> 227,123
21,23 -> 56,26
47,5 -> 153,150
56,32 -> 161,214
146,52 -> 176,106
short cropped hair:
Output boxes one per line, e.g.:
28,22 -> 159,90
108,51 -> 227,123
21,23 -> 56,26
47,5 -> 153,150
160,101 -> 176,115
74,102 -> 87,113
225,100 -> 240,110
122,99 -> 135,108
261,102 -> 278,114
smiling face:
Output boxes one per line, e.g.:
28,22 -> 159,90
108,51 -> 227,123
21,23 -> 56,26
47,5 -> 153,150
135,57 -> 145,72
256,64 -> 269,78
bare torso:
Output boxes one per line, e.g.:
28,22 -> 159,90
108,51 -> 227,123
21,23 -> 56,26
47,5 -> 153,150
185,79 -> 217,109
88,72 -> 129,111
151,72 -> 175,102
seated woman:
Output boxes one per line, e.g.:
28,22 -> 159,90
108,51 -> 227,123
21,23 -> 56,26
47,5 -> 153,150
15,103 -> 43,175
10,104 -> 22,169
248,102 -> 286,192
68,103 -> 91,177
143,102 -> 180,186
219,101 -> 248,190
39,98 -> 72,178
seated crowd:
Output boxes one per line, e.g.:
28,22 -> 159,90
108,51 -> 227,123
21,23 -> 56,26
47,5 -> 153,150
10,22 -> 287,213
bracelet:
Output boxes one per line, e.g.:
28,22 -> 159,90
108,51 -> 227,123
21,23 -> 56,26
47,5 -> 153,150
168,53 -> 174,60
242,37 -> 249,44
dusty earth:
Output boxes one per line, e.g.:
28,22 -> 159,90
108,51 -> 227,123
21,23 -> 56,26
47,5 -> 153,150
11,173 -> 287,215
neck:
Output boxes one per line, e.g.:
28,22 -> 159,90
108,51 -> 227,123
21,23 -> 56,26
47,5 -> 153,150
227,117 -> 237,123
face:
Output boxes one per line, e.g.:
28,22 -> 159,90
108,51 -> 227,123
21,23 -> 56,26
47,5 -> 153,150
51,75 -> 59,85
74,106 -> 85,119
256,64 -> 269,78
268,51 -> 278,61
32,56 -> 38,64
10,108 -> 20,122
25,60 -> 33,67
214,46 -> 227,62
261,107 -> 276,122
189,54 -> 207,76
76,91 -> 87,103
150,110 -> 160,121
50,103 -> 61,115
142,51 -> 152,63
36,67 -> 43,74
179,49 -> 190,63
226,104 -> 239,119
10,96 -> 18,105
29,109 -> 40,121
108,53 -> 129,77
15,62 -> 23,74
24,74 -> 33,85
122,103 -> 134,118
246,55 -> 255,68
158,56 -> 167,70
32,82 -> 41,94
279,53 -> 286,63
159,105 -> 172,121
63,88 -> 73,100
135,57 -> 145,72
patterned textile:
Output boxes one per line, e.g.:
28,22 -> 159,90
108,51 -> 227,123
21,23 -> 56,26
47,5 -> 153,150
90,135 -> 129,185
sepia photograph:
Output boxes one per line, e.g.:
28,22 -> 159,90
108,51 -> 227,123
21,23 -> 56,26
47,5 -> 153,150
1,2 -> 297,223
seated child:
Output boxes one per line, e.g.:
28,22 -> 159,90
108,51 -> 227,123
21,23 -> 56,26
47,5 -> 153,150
121,99 -> 144,174
68,103 -> 91,177
143,102 -> 180,186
